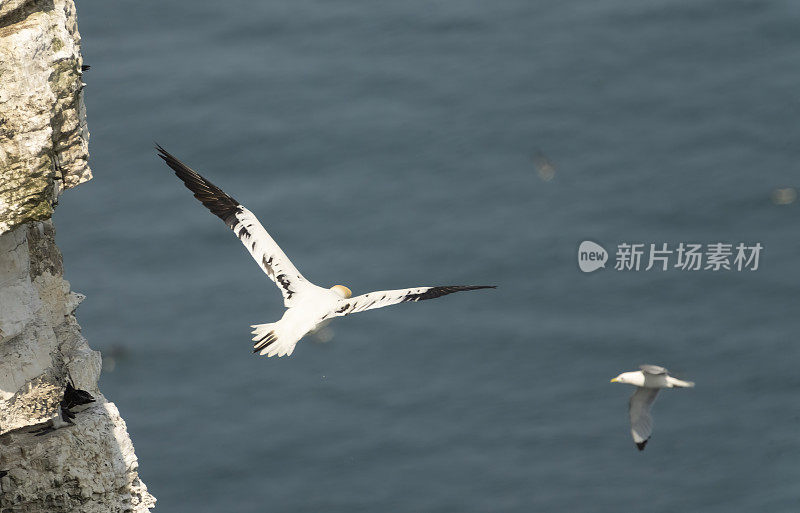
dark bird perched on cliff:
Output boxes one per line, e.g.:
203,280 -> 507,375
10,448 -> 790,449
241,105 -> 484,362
610,365 -> 695,451
30,379 -> 95,436
81,64 -> 90,71
62,380 -> 95,411
156,145 -> 495,357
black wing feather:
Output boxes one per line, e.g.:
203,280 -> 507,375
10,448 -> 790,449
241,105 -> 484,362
401,285 -> 495,302
156,144 -> 241,227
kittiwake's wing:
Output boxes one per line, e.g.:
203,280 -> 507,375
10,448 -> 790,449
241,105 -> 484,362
639,364 -> 668,375
628,387 -> 660,451
332,285 -> 495,316
157,145 -> 310,306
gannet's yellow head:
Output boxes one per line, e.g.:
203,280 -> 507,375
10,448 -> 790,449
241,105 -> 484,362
331,285 -> 352,299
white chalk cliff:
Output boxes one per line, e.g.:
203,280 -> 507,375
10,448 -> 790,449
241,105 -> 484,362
0,0 -> 155,510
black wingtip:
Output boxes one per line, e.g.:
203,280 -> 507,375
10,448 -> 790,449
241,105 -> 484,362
154,142 -> 168,162
443,285 -> 497,293
154,142 -> 170,160
636,440 -> 648,451
401,285 -> 497,303
155,143 -> 186,166
155,144 -> 241,223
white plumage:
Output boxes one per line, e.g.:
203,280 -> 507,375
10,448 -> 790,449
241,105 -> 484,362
610,364 -> 694,451
157,145 -> 494,357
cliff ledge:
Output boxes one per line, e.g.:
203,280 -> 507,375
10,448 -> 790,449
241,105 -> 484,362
0,1 -> 155,511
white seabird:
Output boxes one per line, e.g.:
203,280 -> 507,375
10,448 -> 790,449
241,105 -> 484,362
156,145 -> 495,358
610,364 -> 694,451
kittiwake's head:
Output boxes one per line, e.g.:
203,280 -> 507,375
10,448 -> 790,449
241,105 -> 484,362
610,371 -> 639,384
331,285 -> 352,299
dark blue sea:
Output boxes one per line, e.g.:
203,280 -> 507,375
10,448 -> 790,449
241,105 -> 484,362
56,1 -> 799,511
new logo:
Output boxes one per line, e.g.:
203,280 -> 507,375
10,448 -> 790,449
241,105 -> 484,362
578,241 -> 608,273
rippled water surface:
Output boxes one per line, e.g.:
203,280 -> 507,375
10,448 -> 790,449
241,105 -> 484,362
56,1 -> 799,511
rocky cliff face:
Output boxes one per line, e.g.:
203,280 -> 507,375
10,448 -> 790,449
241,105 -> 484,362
0,1 -> 155,510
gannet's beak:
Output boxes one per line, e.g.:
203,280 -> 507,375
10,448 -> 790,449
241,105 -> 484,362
610,377 -> 619,383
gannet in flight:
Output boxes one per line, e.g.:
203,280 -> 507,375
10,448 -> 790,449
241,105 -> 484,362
156,145 -> 495,357
610,365 -> 694,451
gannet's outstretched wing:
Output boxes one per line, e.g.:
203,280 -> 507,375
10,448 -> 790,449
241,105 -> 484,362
157,145 -> 310,306
332,285 -> 495,316
628,387 -> 659,451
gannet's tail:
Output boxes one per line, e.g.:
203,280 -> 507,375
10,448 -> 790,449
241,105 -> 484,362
251,322 -> 297,357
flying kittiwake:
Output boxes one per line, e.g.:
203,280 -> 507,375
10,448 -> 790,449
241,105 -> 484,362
610,365 -> 694,450
156,145 -> 495,357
